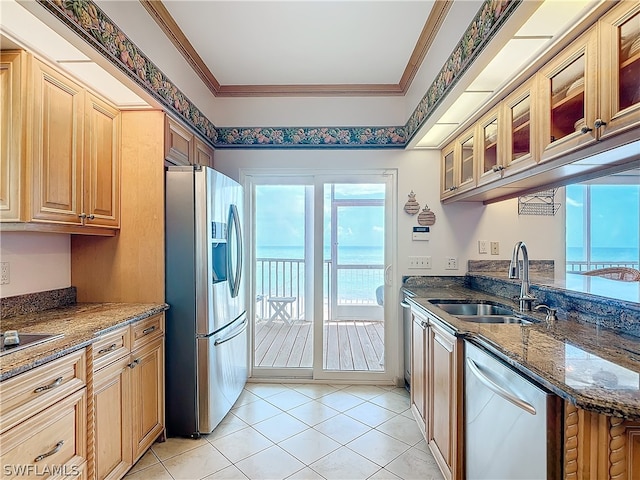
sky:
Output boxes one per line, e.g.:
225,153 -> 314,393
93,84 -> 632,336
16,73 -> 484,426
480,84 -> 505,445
255,184 -> 385,249
566,182 -> 640,259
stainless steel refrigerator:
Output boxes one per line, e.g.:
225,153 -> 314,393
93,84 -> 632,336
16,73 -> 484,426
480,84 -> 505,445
165,165 -> 247,437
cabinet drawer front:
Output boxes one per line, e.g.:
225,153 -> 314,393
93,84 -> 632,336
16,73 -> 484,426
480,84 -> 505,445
0,349 -> 86,434
93,326 -> 130,371
131,314 -> 164,351
0,388 -> 87,480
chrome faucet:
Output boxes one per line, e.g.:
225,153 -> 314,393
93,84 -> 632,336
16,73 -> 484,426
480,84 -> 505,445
509,241 -> 536,311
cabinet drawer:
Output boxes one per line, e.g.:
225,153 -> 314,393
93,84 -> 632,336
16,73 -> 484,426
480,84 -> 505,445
0,349 -> 86,434
93,326 -> 130,371
131,314 -> 164,351
0,387 -> 87,480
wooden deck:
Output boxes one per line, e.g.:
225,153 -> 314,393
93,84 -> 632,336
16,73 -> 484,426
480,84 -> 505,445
254,319 -> 384,371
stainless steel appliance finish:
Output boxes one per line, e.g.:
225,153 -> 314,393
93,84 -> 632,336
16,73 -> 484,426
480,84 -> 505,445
165,165 -> 247,437
401,291 -> 412,386
465,341 -> 561,479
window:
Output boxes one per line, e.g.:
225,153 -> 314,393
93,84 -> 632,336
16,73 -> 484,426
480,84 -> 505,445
566,171 -> 640,272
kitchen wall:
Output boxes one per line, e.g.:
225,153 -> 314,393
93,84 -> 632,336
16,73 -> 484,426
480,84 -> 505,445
0,232 -> 71,297
0,148 -> 564,300
214,147 -> 565,281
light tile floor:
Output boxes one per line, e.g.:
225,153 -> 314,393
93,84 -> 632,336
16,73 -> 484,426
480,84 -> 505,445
125,383 -> 444,480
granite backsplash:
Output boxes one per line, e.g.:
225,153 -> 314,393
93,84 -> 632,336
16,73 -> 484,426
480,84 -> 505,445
1,287 -> 77,319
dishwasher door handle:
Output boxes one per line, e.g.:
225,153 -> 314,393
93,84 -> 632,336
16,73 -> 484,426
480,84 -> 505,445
466,357 -> 537,415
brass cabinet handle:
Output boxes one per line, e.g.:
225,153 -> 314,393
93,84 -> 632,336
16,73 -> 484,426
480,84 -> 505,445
142,326 -> 156,335
98,343 -> 117,354
33,376 -> 63,393
128,359 -> 140,369
34,440 -> 64,462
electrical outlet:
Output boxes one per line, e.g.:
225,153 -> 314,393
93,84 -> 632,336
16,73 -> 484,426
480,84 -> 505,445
409,256 -> 432,269
445,257 -> 458,270
490,241 -> 500,255
478,240 -> 488,254
1,262 -> 9,285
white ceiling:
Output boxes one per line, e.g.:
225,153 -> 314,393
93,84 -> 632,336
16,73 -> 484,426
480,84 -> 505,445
0,0 -> 600,147
162,0 -> 434,86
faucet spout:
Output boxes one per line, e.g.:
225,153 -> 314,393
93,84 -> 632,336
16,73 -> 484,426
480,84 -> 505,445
509,241 -> 535,311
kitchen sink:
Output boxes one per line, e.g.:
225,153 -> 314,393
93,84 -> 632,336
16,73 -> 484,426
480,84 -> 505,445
428,300 -> 532,324
0,332 -> 63,356
455,315 -> 531,324
430,300 -> 514,316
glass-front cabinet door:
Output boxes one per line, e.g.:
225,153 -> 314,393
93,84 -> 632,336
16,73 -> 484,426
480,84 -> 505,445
457,127 -> 476,193
440,141 -> 457,199
539,27 -> 597,164
477,109 -> 501,186
599,1 -> 640,141
502,80 -> 538,175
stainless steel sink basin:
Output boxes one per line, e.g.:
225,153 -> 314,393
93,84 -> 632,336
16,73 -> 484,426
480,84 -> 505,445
431,301 -> 514,316
455,315 -> 530,324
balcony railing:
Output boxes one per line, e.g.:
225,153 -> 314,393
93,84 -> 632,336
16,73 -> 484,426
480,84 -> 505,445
567,260 -> 640,272
255,257 -> 384,321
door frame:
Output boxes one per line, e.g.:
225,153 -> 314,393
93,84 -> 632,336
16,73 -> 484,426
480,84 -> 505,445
240,168 -> 398,384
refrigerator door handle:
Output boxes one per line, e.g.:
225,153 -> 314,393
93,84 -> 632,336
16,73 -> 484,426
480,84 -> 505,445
214,317 -> 248,346
227,204 -> 243,298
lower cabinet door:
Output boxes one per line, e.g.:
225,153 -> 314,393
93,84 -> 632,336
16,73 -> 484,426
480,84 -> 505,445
94,355 -> 132,480
0,388 -> 87,479
130,337 -> 165,461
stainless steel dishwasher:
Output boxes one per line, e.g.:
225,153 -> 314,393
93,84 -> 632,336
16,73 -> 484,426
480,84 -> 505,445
465,341 -> 561,480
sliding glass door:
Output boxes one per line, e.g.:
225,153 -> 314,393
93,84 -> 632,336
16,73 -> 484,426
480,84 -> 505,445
246,171 -> 395,382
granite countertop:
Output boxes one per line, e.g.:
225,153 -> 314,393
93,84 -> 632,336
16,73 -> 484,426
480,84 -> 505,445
0,302 -> 168,381
404,284 -> 640,420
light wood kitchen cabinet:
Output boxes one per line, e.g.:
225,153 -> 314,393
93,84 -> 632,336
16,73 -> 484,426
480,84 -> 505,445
410,307 -> 428,437
440,1 -> 640,203
194,137 -> 215,168
598,1 -> 640,141
439,126 -> 476,199
165,115 -> 214,167
0,349 -> 88,479
563,402 -> 640,480
476,108 -> 501,187
538,27 -> 598,164
501,79 -> 538,175
428,320 -> 462,480
30,57 -> 86,226
0,50 -> 120,235
130,336 -> 164,460
94,353 -> 132,480
92,315 -> 165,479
83,92 -> 120,228
0,50 -> 26,222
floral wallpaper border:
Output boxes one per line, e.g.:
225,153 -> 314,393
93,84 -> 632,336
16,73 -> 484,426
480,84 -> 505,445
36,0 -> 518,149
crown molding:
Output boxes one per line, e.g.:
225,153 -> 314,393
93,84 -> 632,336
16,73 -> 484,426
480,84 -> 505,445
140,0 -> 451,97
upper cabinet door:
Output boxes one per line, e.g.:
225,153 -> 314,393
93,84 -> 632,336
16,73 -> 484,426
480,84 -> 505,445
0,51 -> 26,222
456,126 -> 477,194
194,137 -> 214,168
165,116 -> 193,166
440,141 -> 457,199
539,27 -> 598,164
598,1 -> 640,141
31,58 -> 84,225
502,79 -> 538,176
476,108 -> 501,187
84,93 -> 121,228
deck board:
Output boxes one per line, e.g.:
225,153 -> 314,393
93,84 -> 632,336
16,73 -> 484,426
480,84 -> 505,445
255,319 -> 383,372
